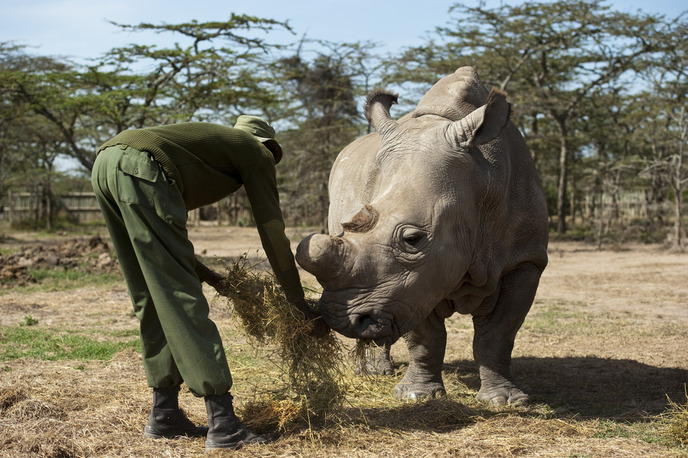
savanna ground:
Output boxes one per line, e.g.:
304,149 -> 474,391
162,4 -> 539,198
1,224 -> 687,457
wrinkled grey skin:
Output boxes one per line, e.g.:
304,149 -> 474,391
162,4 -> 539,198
296,67 -> 548,406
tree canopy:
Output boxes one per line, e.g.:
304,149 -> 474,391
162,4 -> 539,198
1,1 -> 686,247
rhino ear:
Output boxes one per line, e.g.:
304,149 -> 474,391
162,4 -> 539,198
450,88 -> 510,148
341,204 -> 378,233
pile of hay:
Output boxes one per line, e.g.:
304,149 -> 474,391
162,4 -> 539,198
219,256 -> 347,431
662,388 -> 688,446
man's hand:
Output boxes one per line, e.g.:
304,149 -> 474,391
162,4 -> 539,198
204,270 -> 227,296
293,299 -> 330,338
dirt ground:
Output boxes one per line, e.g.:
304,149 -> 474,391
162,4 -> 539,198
1,226 -> 687,457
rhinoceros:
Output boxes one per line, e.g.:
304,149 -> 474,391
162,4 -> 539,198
296,67 -> 549,406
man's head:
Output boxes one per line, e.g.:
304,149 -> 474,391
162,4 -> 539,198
234,115 -> 283,164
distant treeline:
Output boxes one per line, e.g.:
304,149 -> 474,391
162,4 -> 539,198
1,1 -> 686,247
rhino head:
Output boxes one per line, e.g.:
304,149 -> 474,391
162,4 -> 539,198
296,88 -> 511,346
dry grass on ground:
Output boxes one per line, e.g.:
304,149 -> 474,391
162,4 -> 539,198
0,227 -> 687,457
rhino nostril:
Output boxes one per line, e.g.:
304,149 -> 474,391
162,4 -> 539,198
356,314 -> 371,330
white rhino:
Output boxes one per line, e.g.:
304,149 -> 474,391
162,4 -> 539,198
296,67 -> 549,405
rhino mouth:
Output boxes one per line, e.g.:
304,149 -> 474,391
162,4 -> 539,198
319,295 -> 401,345
351,313 -> 399,346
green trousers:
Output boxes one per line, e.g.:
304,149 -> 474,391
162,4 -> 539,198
91,144 -> 232,396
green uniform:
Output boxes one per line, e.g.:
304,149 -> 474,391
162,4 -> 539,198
91,122 -> 304,396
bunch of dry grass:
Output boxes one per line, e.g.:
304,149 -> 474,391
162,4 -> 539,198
220,255 -> 347,428
239,397 -> 303,434
661,387 -> 688,446
0,386 -> 27,411
352,340 -> 391,375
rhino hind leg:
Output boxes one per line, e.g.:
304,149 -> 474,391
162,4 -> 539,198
393,312 -> 447,400
355,342 -> 395,375
472,263 -> 542,406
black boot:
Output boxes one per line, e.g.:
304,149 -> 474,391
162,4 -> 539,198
143,386 -> 208,439
205,393 -> 272,450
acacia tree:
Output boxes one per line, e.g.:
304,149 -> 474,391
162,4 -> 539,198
387,0 -> 662,234
271,40 -> 381,227
640,14 -> 688,250
4,14 -> 292,174
0,43 -> 31,211
12,115 -> 72,229
0,44 -> 77,226
578,89 -> 648,245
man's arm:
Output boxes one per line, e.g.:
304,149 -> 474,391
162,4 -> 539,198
195,257 -> 211,284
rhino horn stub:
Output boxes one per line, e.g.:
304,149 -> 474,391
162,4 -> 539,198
450,87 -> 510,148
363,89 -> 399,141
295,233 -> 344,281
342,204 -> 378,233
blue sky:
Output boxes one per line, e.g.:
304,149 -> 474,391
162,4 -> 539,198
1,0 -> 686,62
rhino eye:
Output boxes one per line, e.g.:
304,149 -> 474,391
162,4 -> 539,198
403,233 -> 423,246
398,227 -> 428,252
393,225 -> 429,265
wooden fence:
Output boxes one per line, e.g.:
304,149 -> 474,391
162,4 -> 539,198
0,192 -> 102,223
2,189 -> 665,228
578,191 -> 649,221
0,191 -> 254,226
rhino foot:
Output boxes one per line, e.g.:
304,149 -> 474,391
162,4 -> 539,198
476,366 -> 529,406
476,383 -> 529,406
393,382 -> 446,401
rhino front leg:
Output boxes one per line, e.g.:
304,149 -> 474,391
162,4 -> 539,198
472,263 -> 542,406
393,310 -> 447,400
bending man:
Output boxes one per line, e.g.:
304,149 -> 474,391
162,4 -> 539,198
91,116 -> 327,450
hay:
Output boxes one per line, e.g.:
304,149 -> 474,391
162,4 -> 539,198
0,386 -> 28,411
6,399 -> 66,421
352,340 -> 391,375
220,255 -> 347,427
353,339 -> 370,374
661,386 -> 688,446
240,398 -> 303,434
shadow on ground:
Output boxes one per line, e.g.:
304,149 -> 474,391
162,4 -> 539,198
446,356 -> 688,418
335,356 -> 686,436
344,398 -> 486,433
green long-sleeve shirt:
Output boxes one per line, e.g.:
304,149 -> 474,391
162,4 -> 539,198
98,122 -> 304,302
